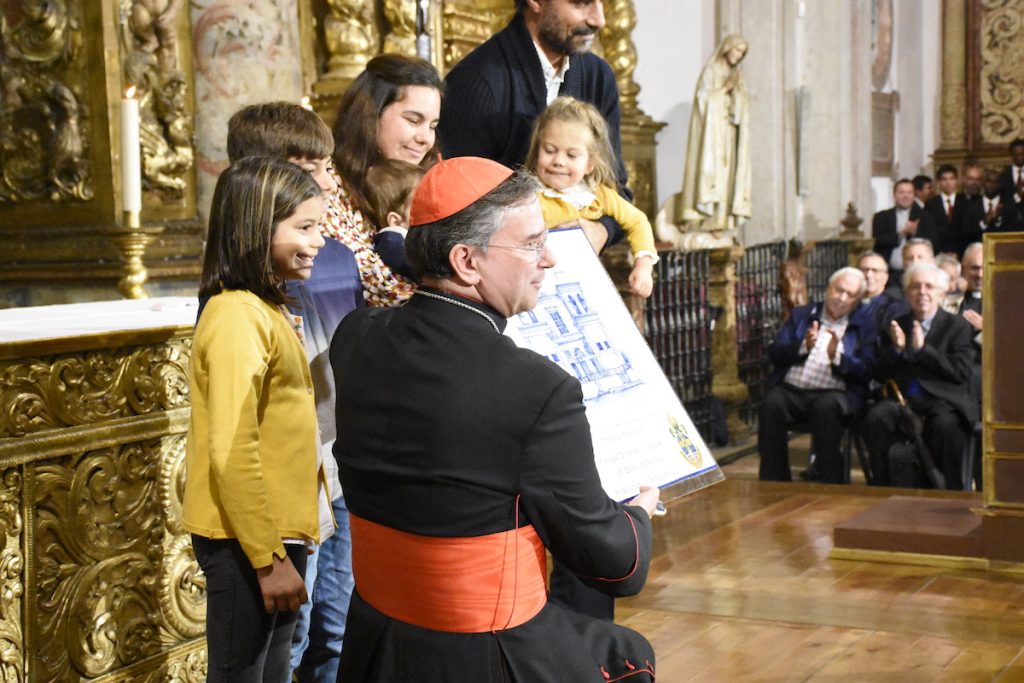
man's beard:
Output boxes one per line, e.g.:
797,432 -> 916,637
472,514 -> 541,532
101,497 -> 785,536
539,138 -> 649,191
538,17 -> 597,57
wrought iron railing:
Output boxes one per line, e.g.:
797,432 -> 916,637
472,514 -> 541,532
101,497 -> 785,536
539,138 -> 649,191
644,250 -> 713,440
806,239 -> 850,304
736,241 -> 787,427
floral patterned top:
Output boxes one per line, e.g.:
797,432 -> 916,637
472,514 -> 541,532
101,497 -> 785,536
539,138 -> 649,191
319,168 -> 415,308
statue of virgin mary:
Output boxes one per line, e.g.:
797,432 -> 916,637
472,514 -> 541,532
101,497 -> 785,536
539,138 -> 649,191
656,35 -> 752,249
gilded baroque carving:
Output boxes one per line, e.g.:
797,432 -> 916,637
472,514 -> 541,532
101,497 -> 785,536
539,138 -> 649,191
0,468 -> 24,683
159,535 -> 205,639
597,0 -> 640,114
34,441 -> 165,679
0,340 -> 191,438
323,0 -> 379,80
120,0 -> 194,199
0,0 -> 94,203
383,0 -> 419,56
156,648 -> 207,683
441,4 -> 512,71
979,0 -> 1024,144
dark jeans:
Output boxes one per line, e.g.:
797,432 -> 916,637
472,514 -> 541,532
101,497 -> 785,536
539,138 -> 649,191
862,397 -> 969,489
193,535 -> 308,683
758,385 -> 854,484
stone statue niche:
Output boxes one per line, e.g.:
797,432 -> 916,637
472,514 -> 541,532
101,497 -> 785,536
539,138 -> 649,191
655,35 -> 752,251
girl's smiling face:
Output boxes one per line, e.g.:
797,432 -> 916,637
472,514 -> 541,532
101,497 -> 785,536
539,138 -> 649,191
270,196 -> 326,281
535,120 -> 594,191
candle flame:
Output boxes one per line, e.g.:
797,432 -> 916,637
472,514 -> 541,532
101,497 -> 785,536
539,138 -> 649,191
125,85 -> 137,99
300,95 -> 312,111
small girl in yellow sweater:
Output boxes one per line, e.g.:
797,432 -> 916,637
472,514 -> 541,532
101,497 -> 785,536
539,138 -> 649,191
525,96 -> 658,297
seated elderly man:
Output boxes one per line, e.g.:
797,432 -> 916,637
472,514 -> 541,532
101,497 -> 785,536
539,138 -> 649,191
758,267 -> 875,484
863,262 -> 977,489
858,250 -> 908,338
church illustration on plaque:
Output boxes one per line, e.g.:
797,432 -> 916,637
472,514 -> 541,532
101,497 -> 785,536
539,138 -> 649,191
513,274 -> 641,402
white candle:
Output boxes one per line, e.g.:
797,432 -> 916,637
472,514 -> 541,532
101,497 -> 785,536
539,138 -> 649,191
121,86 -> 141,213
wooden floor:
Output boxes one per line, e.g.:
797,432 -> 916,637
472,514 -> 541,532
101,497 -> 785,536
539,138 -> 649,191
618,459 -> 1024,682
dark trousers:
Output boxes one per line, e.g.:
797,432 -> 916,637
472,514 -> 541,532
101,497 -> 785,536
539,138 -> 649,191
193,535 -> 308,683
549,561 -> 614,621
862,397 -> 969,489
758,385 -> 854,484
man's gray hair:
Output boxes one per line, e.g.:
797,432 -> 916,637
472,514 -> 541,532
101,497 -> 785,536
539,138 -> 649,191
405,170 -> 541,281
902,261 -> 949,291
963,241 -> 983,261
828,266 -> 867,296
857,250 -> 888,270
901,237 -> 935,258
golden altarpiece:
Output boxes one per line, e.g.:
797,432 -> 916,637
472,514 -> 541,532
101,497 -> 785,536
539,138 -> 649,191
0,1 -> 662,680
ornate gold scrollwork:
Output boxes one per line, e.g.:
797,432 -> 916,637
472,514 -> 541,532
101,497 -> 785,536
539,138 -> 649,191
383,0 -> 419,56
34,440 -> 165,679
0,340 -> 191,438
323,0 -> 379,81
979,0 -> 1024,144
154,647 -> 207,683
159,535 -> 205,639
121,0 -> 195,199
0,0 -> 94,203
441,3 -> 512,71
597,0 -> 640,115
0,468 -> 24,683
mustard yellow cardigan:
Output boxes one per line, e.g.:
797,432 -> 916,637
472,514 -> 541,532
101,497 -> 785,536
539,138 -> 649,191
538,184 -> 657,257
183,290 -> 322,568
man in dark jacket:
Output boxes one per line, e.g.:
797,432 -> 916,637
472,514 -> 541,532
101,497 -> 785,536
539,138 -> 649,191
873,178 -> 936,287
863,262 -> 977,489
331,157 -> 658,682
758,267 -> 875,484
439,0 -> 627,251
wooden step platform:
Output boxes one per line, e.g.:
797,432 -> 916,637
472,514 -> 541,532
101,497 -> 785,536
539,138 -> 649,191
618,479 -> 1024,682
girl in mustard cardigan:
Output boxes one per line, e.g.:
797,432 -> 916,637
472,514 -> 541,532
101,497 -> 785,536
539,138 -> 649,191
525,96 -> 658,298
184,157 -> 327,681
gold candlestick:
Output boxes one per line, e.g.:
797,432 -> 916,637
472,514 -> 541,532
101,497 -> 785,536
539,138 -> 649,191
113,210 -> 162,299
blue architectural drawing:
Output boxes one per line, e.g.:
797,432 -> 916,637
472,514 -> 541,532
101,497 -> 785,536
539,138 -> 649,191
514,275 -> 641,402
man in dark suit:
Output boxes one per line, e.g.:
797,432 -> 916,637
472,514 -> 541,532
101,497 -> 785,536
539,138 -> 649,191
439,0 -> 627,252
330,158 -> 657,682
863,262 -> 977,489
998,138 -> 1024,230
758,267 -> 876,484
857,251 -> 909,337
873,178 -> 935,288
924,164 -> 968,255
912,174 -> 933,209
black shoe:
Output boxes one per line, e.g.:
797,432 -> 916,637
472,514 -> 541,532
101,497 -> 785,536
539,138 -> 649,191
799,461 -> 821,481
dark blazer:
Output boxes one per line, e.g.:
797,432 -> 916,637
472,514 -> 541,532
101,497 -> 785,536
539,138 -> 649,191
330,290 -> 653,682
439,12 -> 628,196
924,193 -> 969,254
875,308 -> 978,423
996,167 -> 1024,230
872,204 -> 934,263
765,302 -> 877,410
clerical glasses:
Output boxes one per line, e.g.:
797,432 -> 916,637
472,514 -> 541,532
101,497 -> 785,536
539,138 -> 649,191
486,235 -> 548,263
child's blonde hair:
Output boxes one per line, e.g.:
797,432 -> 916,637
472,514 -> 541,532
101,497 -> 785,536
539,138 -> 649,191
525,96 -> 617,191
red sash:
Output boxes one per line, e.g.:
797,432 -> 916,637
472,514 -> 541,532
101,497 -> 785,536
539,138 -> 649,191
349,514 -> 547,633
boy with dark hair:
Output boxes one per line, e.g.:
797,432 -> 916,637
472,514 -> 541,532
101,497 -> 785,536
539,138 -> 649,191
364,159 -> 425,279
226,101 -> 360,683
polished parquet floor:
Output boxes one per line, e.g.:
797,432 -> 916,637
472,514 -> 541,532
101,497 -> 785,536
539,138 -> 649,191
618,447 -> 1024,682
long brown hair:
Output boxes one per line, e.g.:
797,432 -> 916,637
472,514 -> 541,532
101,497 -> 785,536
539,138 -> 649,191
199,156 -> 322,304
332,54 -> 442,223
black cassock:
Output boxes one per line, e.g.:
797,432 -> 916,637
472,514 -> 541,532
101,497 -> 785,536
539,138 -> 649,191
330,289 -> 655,682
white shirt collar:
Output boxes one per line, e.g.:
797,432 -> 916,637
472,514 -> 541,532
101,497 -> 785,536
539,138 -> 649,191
533,40 -> 570,105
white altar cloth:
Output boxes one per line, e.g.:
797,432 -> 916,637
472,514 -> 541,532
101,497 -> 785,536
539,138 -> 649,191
0,297 -> 198,342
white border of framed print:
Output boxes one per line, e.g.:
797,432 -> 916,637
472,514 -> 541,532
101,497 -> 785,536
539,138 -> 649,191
505,227 -> 724,502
